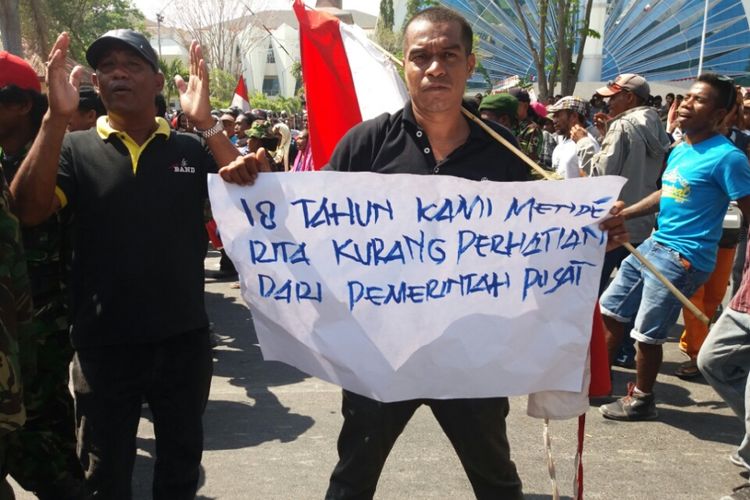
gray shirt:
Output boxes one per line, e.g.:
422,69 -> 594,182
591,106 -> 671,243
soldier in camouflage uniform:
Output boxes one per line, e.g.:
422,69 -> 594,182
508,87 -> 544,165
0,51 -> 84,498
0,149 -> 35,500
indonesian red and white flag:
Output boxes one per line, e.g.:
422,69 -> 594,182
293,0 -> 408,168
230,75 -> 251,112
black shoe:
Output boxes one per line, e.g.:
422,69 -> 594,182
721,482 -> 750,500
205,268 -> 238,280
599,382 -> 658,421
612,358 -> 636,369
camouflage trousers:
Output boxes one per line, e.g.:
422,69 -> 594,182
4,328 -> 84,499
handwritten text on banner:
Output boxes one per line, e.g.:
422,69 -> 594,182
208,172 -> 626,402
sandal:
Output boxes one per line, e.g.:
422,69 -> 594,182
675,359 -> 701,379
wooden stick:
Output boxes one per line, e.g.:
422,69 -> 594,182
367,41 -> 710,325
460,108 -> 561,180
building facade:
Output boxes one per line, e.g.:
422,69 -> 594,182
438,0 -> 750,86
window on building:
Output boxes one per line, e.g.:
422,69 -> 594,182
267,43 -> 275,64
263,76 -> 280,96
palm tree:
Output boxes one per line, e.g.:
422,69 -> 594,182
158,58 -> 188,106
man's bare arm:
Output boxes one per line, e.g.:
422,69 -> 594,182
11,33 -> 81,226
621,190 -> 662,221
175,41 -> 250,174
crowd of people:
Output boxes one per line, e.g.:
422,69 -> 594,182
1,4 -> 750,500
471,62 -> 750,500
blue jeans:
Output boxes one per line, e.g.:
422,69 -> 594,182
600,238 -> 711,344
698,307 -> 750,463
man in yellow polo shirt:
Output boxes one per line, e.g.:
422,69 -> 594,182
10,30 -> 265,498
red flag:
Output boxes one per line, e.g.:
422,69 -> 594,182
231,75 -> 251,112
293,0 -> 407,168
589,303 -> 612,397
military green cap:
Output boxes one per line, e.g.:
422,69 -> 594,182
246,120 -> 273,139
479,93 -> 519,117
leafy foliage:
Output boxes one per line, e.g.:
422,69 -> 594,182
208,67 -> 237,110
512,0 -> 598,99
20,0 -> 145,63
158,58 -> 188,106
248,92 -> 303,114
378,0 -> 394,32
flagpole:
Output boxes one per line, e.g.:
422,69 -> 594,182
367,42 -> 711,325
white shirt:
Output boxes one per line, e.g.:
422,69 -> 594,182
552,132 -> 601,179
552,138 -> 579,179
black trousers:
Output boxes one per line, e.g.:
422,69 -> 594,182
325,390 -> 523,500
72,329 -> 213,500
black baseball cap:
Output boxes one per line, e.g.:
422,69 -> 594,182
507,87 -> 530,103
86,29 -> 159,71
78,85 -> 104,114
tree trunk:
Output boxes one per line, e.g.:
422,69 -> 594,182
562,0 -> 594,96
26,0 -> 50,56
0,0 -> 23,55
513,0 -> 550,100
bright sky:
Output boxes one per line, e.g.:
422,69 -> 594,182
133,0 -> 381,25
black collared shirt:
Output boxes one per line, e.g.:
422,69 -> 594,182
57,125 -> 217,348
327,102 -> 530,182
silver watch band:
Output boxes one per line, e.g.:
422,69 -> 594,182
197,117 -> 223,139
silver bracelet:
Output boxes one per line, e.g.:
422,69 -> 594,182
196,117 -> 223,139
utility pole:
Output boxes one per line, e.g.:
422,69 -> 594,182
157,12 -> 164,59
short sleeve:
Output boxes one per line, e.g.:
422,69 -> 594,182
716,148 -> 750,200
56,135 -> 77,209
324,114 -> 389,172
200,136 -> 218,174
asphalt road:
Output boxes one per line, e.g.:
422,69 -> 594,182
12,252 -> 749,499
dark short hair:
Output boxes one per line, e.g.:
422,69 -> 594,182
403,6 -> 473,55
697,73 -> 736,111
155,94 -> 167,118
0,84 -> 48,133
237,112 -> 254,126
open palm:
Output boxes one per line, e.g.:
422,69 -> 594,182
176,41 -> 212,128
46,33 -> 83,117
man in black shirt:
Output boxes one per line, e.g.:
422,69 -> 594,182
320,9 -> 526,499
220,6 -> 627,499
11,31 -> 264,499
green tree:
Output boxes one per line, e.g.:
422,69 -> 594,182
209,67 -> 236,110
512,0 -> 598,99
378,0 -> 394,32
20,0 -> 145,63
248,92 -> 303,114
158,58 -> 188,106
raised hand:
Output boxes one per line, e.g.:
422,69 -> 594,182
570,123 -> 587,143
175,41 -> 213,130
46,33 -> 84,118
593,112 -> 611,137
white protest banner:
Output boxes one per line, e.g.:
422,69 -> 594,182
208,172 -> 626,402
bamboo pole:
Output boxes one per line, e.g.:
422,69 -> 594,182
370,42 -> 711,325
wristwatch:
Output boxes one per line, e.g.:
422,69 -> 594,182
196,117 -> 223,139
